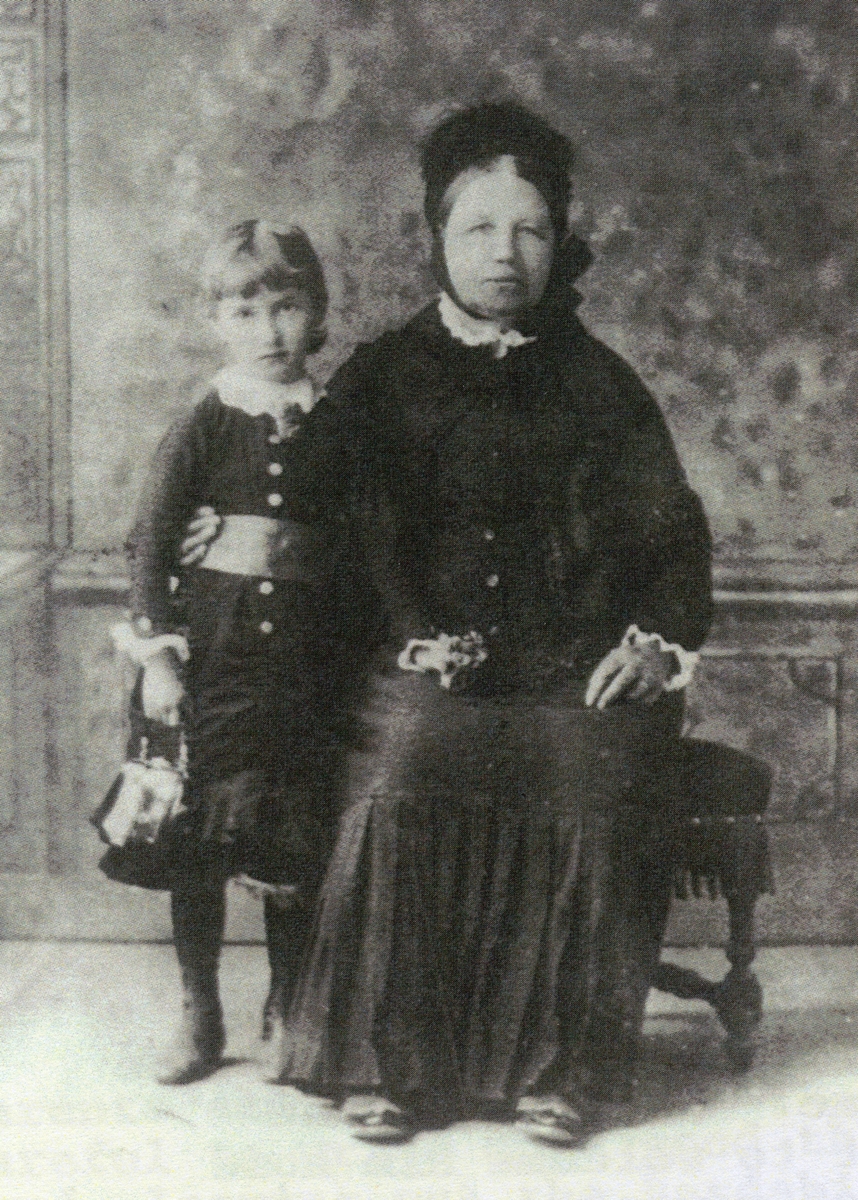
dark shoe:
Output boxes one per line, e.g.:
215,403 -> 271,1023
342,1095 -> 413,1144
158,1049 -> 223,1086
515,1094 -> 587,1147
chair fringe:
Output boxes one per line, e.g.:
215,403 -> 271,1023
671,814 -> 773,901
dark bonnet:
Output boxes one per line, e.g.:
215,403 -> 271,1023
421,101 -> 574,237
420,102 -> 591,321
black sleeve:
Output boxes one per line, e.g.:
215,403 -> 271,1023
322,343 -> 433,647
592,354 -> 713,651
126,405 -> 208,633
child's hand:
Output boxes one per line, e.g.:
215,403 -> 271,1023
179,506 -> 222,565
142,650 -> 185,726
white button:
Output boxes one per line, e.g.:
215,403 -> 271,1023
259,580 -> 274,595
268,433 -> 282,445
267,493 -> 283,507
259,620 -> 273,634
486,574 -> 499,588
268,462 -> 283,476
484,530 -> 495,541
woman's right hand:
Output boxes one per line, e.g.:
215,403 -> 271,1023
179,505 -> 222,565
142,650 -> 185,726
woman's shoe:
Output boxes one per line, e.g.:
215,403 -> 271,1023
342,1094 -> 412,1143
515,1094 -> 586,1147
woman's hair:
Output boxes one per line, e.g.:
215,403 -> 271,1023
202,220 -> 328,353
420,101 -> 574,238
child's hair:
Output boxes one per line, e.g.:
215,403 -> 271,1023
203,219 -> 328,353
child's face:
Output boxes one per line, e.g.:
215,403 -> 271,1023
212,284 -> 316,383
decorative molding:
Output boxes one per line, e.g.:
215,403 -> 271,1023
713,559 -> 858,592
0,38 -> 33,134
0,636 -> 17,829
0,156 -> 34,257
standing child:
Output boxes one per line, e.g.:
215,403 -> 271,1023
110,220 -> 355,1084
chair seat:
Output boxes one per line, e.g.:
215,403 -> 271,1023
678,739 -> 772,817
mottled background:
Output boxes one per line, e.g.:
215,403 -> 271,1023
3,0 -> 858,943
61,0 -> 858,562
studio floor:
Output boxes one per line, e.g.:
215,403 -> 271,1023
0,941 -> 856,1200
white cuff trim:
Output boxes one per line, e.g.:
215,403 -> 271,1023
621,624 -> 699,690
110,621 -> 190,668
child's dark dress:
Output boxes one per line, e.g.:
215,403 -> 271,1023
122,386 -> 358,891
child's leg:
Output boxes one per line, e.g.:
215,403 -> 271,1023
160,875 -> 227,1085
261,896 -> 312,1040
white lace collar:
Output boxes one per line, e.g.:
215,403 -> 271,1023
438,292 -> 537,359
211,368 -> 318,426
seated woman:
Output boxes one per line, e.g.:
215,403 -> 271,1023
274,101 -> 713,1146
188,101 -> 713,1145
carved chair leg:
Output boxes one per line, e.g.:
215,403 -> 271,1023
651,960 -> 720,1006
711,886 -> 763,1072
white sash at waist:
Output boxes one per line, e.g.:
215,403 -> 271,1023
197,514 -> 321,582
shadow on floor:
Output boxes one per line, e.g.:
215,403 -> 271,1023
633,1003 -> 858,1129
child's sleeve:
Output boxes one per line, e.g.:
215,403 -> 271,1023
126,407 -> 205,637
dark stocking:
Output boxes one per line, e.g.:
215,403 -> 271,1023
261,897 -> 313,1040
160,877 -> 227,1084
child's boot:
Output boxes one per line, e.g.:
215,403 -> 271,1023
160,880 -> 226,1085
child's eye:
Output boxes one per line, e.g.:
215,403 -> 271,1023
237,307 -> 255,318
519,225 -> 550,241
469,222 -> 493,233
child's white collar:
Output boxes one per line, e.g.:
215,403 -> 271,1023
438,292 -> 537,359
212,368 -> 318,423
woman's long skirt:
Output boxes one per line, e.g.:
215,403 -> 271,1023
279,667 -> 684,1122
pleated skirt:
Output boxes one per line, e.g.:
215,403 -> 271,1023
279,666 -> 685,1121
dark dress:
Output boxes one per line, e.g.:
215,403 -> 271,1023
278,302 -> 713,1120
121,389 -> 362,890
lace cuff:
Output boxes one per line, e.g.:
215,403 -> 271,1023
621,624 -> 699,691
110,620 -> 190,668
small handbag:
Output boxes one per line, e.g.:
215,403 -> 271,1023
91,726 -> 189,890
93,735 -> 188,849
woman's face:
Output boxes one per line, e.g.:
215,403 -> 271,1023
441,156 -> 555,326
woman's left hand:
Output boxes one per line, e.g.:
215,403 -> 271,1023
584,641 -> 677,710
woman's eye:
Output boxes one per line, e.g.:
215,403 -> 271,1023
237,307 -> 255,318
469,222 -> 493,233
520,225 -> 550,241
